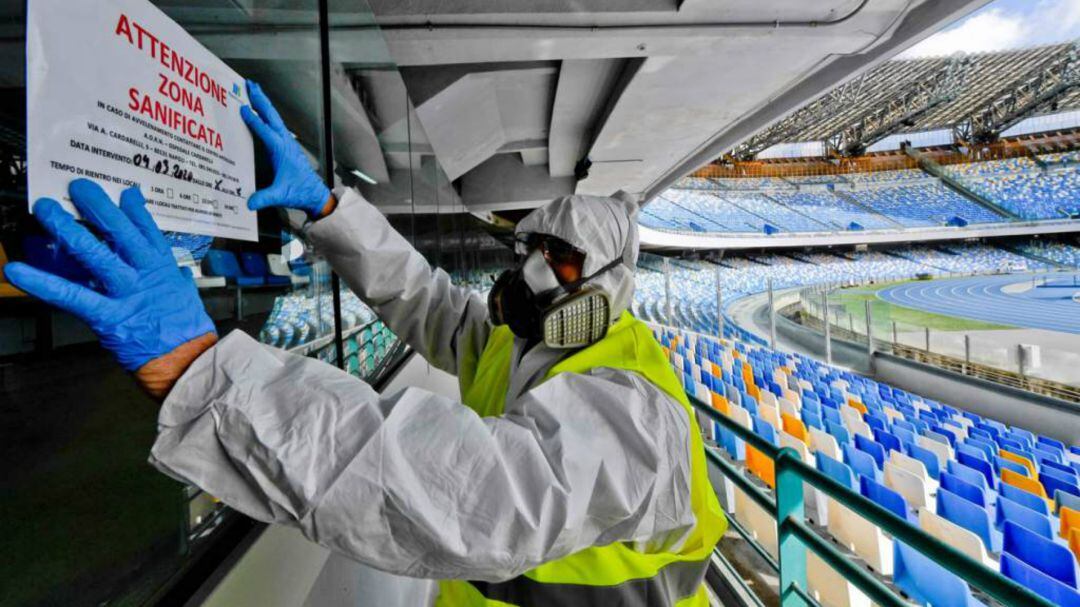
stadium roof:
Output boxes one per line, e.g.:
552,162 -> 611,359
732,42 -> 1080,158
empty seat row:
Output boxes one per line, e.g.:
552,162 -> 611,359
657,325 -> 1080,607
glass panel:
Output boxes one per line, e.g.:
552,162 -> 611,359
323,0 -> 515,382
324,0 -> 409,381
0,1 -> 341,604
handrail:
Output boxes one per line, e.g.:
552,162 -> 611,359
690,393 -> 1056,607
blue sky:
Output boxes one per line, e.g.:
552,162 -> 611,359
902,0 -> 1080,57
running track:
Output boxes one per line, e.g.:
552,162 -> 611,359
877,273 -> 1080,335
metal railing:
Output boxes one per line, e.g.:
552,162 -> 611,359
690,395 -> 1055,607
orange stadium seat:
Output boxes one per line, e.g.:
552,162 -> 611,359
847,400 -> 868,417
1070,528 -> 1080,564
747,446 -> 775,489
1001,468 -> 1051,505
781,413 -> 809,445
999,449 -> 1037,479
1061,507 -> 1080,541
710,392 -> 730,415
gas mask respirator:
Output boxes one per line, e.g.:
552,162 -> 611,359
488,247 -> 621,349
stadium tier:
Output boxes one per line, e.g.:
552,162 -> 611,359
746,43 -> 1080,147
1021,241 -> 1080,267
947,157 -> 1080,221
656,325 -> 1080,606
642,159 -> 1080,233
632,244 -> 1048,336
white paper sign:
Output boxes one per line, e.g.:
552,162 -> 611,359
27,0 -> 257,241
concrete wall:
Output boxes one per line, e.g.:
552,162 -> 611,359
873,352 -> 1080,447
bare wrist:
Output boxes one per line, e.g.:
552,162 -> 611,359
135,332 -> 219,402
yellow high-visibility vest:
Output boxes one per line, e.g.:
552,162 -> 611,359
440,311 -> 727,606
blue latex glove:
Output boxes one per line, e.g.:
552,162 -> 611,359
3,179 -> 216,371
240,80 -> 331,217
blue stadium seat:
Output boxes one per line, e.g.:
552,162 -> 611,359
947,460 -> 992,496
1041,472 -> 1080,501
964,438 -> 997,462
1001,553 -> 1080,607
240,252 -> 291,286
855,434 -> 887,470
1001,483 -> 1051,517
941,472 -> 989,509
873,429 -> 902,454
994,495 -> 1053,539
1043,459 -> 1079,480
802,411 -> 824,431
931,426 -> 958,447
1002,521 -> 1078,587
957,443 -> 990,464
1006,429 -> 1035,448
753,416 -> 779,446
865,416 -> 886,433
860,476 -> 911,522
995,457 -> 1029,477
823,407 -> 842,426
905,442 -> 941,479
956,451 -> 996,491
938,488 -> 1000,553
1059,490 -> 1080,517
825,420 -> 850,446
893,542 -> 987,607
890,417 -> 912,431
204,250 -> 265,287
1039,436 -> 1066,452
892,426 -> 916,449
844,443 -> 881,483
817,452 -> 856,490
1000,437 -> 1030,455
1028,442 -> 1062,460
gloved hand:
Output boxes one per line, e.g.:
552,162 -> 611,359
3,179 -> 217,372
241,80 -> 333,218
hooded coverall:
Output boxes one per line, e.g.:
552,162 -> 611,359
150,188 -> 725,606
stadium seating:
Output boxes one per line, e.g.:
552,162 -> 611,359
172,248 -> 226,289
893,541 -> 987,607
653,324 -> 1080,605
240,252 -> 291,286
1018,242 -> 1080,267
947,160 -> 1080,220
643,158 -> 1080,233
631,244 -> 1043,337
1001,553 -> 1080,607
203,249 -> 265,286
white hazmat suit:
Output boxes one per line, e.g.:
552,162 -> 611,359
149,188 -> 697,586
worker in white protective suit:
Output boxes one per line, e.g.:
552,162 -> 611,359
4,81 -> 726,607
